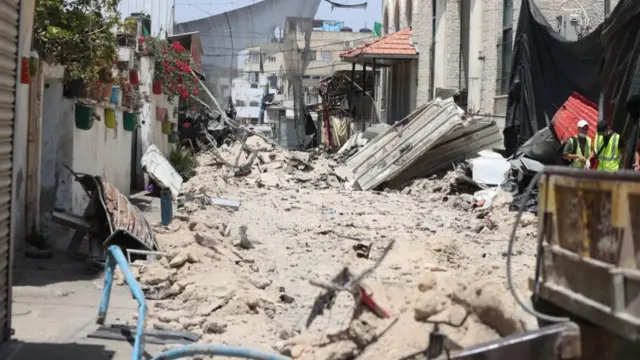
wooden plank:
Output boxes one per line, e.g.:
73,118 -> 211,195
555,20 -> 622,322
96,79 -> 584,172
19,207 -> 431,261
26,59 -> 44,235
52,211 -> 95,233
66,193 -> 98,256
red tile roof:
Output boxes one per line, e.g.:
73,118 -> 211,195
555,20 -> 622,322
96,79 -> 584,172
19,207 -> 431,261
340,28 -> 416,59
552,92 -> 599,142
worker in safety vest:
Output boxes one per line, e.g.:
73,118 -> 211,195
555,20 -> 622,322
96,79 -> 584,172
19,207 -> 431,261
562,119 -> 591,168
591,120 -> 625,172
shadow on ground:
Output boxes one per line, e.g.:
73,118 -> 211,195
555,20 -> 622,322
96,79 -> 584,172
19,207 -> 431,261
12,251 -> 102,287
0,340 -> 116,360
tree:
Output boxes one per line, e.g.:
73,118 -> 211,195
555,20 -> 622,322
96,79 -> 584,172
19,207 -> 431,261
33,0 -> 121,81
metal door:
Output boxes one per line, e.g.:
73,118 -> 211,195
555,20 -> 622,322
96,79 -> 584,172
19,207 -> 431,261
0,0 -> 20,343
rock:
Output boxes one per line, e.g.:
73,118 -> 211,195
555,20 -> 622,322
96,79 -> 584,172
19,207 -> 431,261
313,341 -> 358,360
169,250 -> 197,268
236,225 -> 254,250
520,212 -> 537,227
414,290 -> 451,321
417,272 -> 438,292
194,232 -> 219,248
188,220 -> 210,232
248,275 -> 272,290
279,328 -> 295,340
279,294 -> 295,304
242,293 -> 261,312
259,172 -> 281,187
178,317 -> 205,329
290,151 -> 311,164
451,281 -> 536,336
140,266 -> 173,286
203,319 -> 227,334
348,319 -> 376,347
156,310 -> 189,323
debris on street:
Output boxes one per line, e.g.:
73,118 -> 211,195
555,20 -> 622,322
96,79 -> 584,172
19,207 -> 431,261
115,116 -> 541,358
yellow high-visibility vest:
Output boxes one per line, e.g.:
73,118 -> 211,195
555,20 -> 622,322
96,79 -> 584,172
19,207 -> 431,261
569,136 -> 591,168
594,133 -> 621,172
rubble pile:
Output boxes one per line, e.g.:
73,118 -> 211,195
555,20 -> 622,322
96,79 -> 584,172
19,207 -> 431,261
119,150 -> 539,358
179,136 -> 346,201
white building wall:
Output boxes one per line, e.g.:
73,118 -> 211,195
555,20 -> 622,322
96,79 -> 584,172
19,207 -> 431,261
39,55 -> 177,250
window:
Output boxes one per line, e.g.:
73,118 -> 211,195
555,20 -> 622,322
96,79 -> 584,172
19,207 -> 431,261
497,0 -> 513,95
249,101 -> 260,106
248,52 -> 260,64
320,51 -> 332,61
268,56 -> 277,62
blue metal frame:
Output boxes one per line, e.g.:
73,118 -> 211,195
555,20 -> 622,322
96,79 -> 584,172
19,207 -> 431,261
98,245 -> 148,360
97,245 -> 291,360
152,344 -> 291,360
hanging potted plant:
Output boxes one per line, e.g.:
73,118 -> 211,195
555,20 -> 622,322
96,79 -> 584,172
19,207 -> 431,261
156,106 -> 167,122
162,120 -> 172,135
143,37 -> 200,104
123,111 -> 139,131
168,123 -> 179,143
75,103 -> 96,130
152,78 -> 162,95
129,69 -> 140,85
104,109 -> 117,129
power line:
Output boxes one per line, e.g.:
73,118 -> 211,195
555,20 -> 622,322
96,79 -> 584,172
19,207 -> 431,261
197,34 -> 375,53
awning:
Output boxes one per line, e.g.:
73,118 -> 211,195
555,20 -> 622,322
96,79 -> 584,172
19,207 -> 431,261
168,31 -> 205,79
340,28 -> 417,66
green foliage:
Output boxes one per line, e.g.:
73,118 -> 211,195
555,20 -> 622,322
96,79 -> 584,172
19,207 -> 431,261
169,146 -> 199,181
34,0 -> 121,81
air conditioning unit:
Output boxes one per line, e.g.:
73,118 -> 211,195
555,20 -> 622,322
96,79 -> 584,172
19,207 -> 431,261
556,13 -> 580,41
343,40 -> 354,49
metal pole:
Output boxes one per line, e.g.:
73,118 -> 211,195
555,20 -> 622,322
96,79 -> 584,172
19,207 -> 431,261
604,0 -> 611,18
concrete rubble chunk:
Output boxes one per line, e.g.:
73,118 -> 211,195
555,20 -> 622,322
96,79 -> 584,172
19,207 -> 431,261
414,290 -> 451,321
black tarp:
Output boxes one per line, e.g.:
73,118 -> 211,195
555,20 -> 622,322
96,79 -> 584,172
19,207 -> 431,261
505,0 -> 640,156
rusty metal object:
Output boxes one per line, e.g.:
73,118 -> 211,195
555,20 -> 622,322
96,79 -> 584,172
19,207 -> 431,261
535,166 -> 640,342
98,178 -> 158,252
449,322 -> 581,360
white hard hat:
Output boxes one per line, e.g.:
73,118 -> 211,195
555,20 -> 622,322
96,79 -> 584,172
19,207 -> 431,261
577,119 -> 589,128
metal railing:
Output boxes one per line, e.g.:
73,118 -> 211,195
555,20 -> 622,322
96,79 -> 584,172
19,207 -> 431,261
98,245 -> 291,360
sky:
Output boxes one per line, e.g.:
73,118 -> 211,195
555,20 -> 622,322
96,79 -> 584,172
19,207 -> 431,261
173,0 -> 382,30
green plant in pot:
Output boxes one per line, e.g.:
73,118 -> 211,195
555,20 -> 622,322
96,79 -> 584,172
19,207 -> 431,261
142,37 -> 200,104
169,146 -> 199,181
34,0 -> 120,92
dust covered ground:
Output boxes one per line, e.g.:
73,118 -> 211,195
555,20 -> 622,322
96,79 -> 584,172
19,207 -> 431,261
124,138 -> 540,359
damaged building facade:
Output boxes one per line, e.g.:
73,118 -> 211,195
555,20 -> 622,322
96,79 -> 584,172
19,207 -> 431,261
377,0 -> 618,132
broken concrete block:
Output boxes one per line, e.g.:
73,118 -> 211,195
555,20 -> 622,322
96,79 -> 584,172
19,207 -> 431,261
414,290 -> 451,321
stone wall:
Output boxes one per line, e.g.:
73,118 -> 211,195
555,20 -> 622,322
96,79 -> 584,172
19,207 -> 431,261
380,0 -> 615,120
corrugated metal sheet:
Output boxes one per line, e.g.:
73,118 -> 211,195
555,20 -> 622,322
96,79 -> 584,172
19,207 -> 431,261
552,92 -> 598,142
141,145 -> 183,199
0,0 -> 19,344
386,120 -> 503,188
347,98 -> 465,190
98,178 -> 158,252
